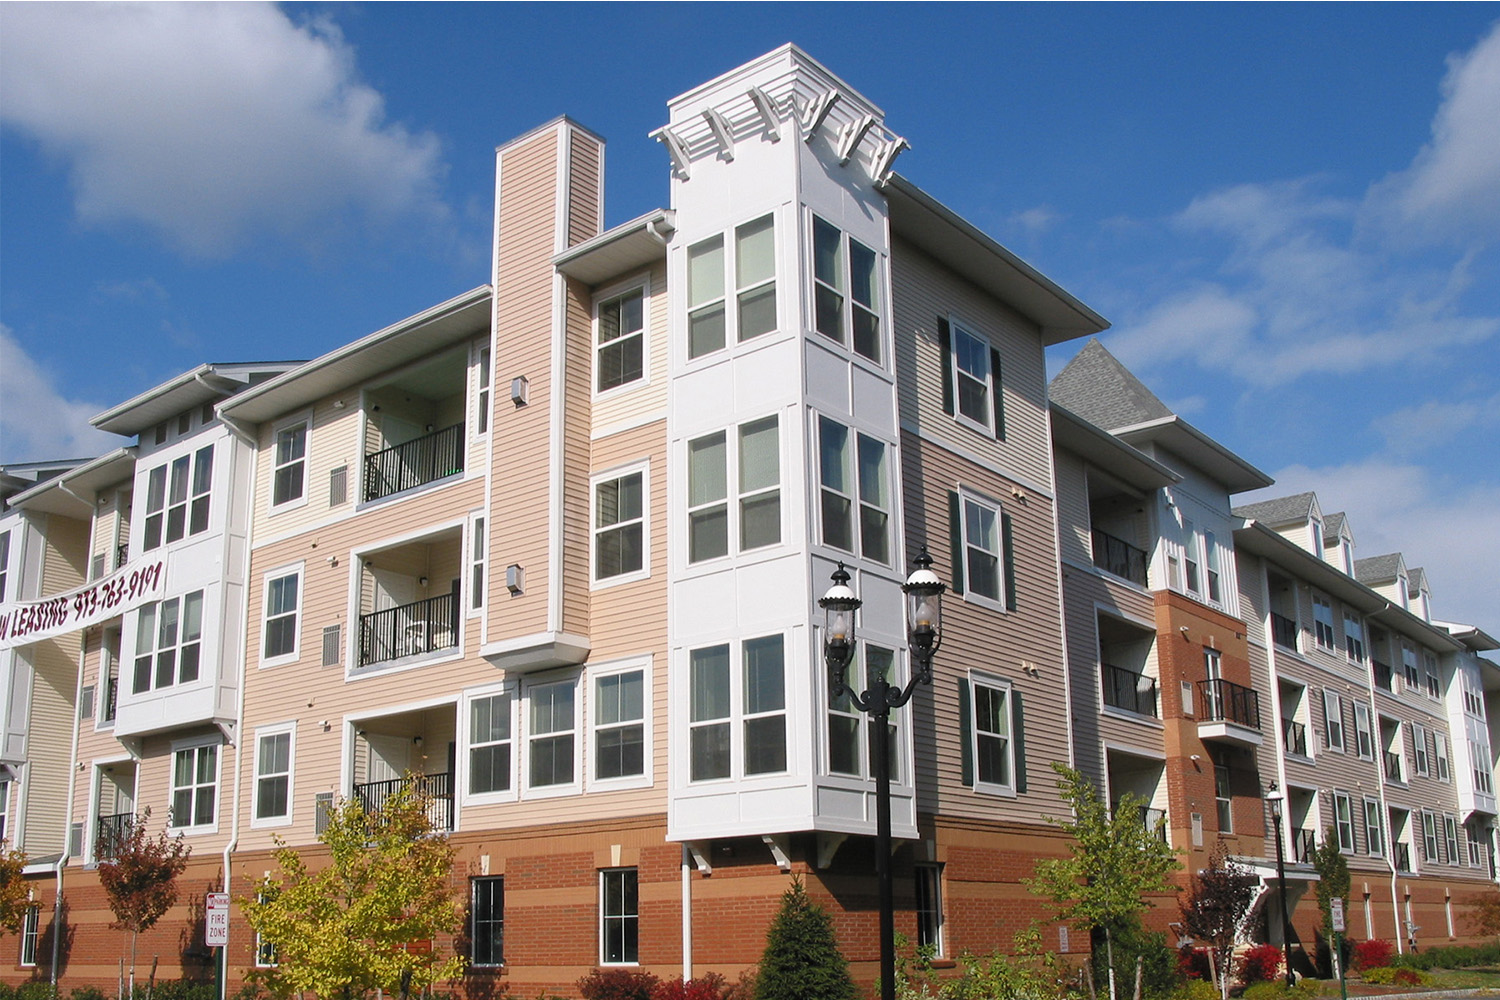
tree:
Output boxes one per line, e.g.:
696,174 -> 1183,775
753,875 -> 855,1000
1309,826 -> 1351,977
97,809 -> 191,999
0,840 -> 29,934
1179,844 -> 1260,1000
243,785 -> 464,1000
1026,764 -> 1182,1000
1463,890 -> 1500,937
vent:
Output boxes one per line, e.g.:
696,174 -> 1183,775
69,822 -> 83,858
1191,813 -> 1204,848
329,466 -> 349,506
91,554 -> 106,581
79,685 -> 96,721
322,625 -> 341,667
314,792 -> 335,835
1180,681 -> 1195,718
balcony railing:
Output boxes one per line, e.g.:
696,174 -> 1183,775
1271,613 -> 1299,650
1103,663 -> 1158,718
95,812 -> 133,860
363,423 -> 465,502
1373,661 -> 1394,693
1292,827 -> 1316,863
1197,678 -> 1261,729
1384,751 -> 1404,783
358,593 -> 458,667
1091,529 -> 1148,586
1282,719 -> 1308,757
352,771 -> 453,831
1392,842 -> 1412,873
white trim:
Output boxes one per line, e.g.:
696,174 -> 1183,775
167,734 -> 223,836
585,655 -> 654,793
250,721 -> 296,829
546,123 -> 570,638
590,461 -> 651,589
968,669 -> 1017,798
259,561 -> 305,668
267,410 -> 313,514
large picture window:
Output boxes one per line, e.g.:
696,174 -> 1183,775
689,635 -> 786,783
142,446 -> 214,550
133,591 -> 204,693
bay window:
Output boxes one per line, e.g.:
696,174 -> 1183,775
689,634 -> 787,783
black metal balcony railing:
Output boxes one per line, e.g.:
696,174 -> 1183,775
1292,827 -> 1316,863
1091,529 -> 1148,586
363,423 -> 465,502
1282,719 -> 1308,757
1197,678 -> 1261,729
1103,663 -> 1159,718
1139,806 -> 1169,843
1270,613 -> 1299,650
1393,842 -> 1412,873
95,812 -> 133,860
1385,751 -> 1404,783
358,593 -> 458,667
1373,661 -> 1394,692
352,772 -> 453,832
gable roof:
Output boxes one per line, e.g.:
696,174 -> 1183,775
1354,553 -> 1406,585
1232,492 -> 1317,526
1323,511 -> 1349,543
1408,567 -> 1429,593
1049,338 -> 1172,430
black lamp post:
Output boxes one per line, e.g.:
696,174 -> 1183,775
820,548 -> 945,1000
1267,784 -> 1294,986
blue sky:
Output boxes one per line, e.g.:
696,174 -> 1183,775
2,3 -> 1497,628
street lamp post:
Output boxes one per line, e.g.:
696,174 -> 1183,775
1266,785 -> 1294,987
820,548 -> 945,1000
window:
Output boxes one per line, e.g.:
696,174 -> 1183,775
592,667 -> 645,784
597,288 -> 645,392
527,678 -> 577,791
133,591 -> 204,693
817,416 -> 889,564
262,568 -> 301,663
1444,814 -> 1460,865
1473,738 -> 1494,794
1204,531 -> 1222,604
1353,702 -> 1373,760
1215,760 -> 1232,833
687,235 -> 725,358
141,447 -> 213,549
1343,613 -> 1365,663
1364,798 -> 1384,857
272,421 -> 308,508
969,672 -> 1015,794
689,635 -> 786,782
1412,723 -> 1429,776
471,876 -> 504,967
1422,810 -> 1439,862
687,214 -> 777,359
1434,732 -> 1451,782
19,904 -> 39,967
170,742 -> 218,830
1322,690 -> 1345,751
1423,652 -> 1440,698
1402,645 -> 1420,688
687,418 -> 780,564
0,530 -> 9,602
253,728 -> 293,824
255,890 -> 279,967
1334,792 -> 1355,852
100,629 -> 120,724
594,470 -> 645,581
1183,520 -> 1201,596
960,495 -> 1002,606
476,345 -> 492,433
687,432 -> 727,562
812,216 -> 881,362
600,869 -> 639,965
738,418 -> 780,551
468,691 -> 514,796
915,864 -> 944,957
469,515 -> 486,612
947,321 -> 999,434
1313,594 -> 1336,650
828,646 -> 896,778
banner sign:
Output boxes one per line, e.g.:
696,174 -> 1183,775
0,555 -> 167,650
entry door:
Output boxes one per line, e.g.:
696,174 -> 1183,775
366,734 -> 410,785
382,415 -> 424,492
372,569 -> 418,656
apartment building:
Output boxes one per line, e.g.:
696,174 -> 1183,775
2,44 -> 1496,994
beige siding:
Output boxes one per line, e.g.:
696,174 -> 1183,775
21,637 -> 79,855
560,278 -> 594,639
567,130 -> 603,249
250,399 -> 364,542
891,237 -> 1054,490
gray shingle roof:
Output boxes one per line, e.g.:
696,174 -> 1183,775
1049,339 -> 1173,431
1232,492 -> 1317,525
1354,553 -> 1405,585
1408,567 -> 1429,593
1323,511 -> 1347,543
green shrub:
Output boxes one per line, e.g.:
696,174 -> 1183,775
69,989 -> 109,1000
15,984 -> 58,1000
1241,980 -> 1318,1000
0,985 -> 15,1000
1392,939 -> 1500,969
753,876 -> 854,1000
1163,979 -> 1218,1000
1359,966 -> 1429,986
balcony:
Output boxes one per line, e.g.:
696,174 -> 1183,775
1291,827 -> 1316,863
352,771 -> 453,832
1384,751 -> 1404,784
1103,663 -> 1158,718
358,593 -> 457,668
1092,529 -> 1148,586
1271,613 -> 1299,651
363,423 -> 465,502
95,812 -> 133,861
1196,678 -> 1262,748
1282,719 -> 1308,757
1392,842 -> 1412,873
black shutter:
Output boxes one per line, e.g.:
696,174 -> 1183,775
990,347 -> 1006,441
1013,691 -> 1027,793
1002,511 -> 1017,611
958,678 -> 973,787
938,318 -> 954,416
948,491 -> 965,595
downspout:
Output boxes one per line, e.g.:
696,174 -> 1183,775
681,845 -> 693,981
1363,603 -> 1403,953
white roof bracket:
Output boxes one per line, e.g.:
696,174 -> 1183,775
685,840 -> 712,875
650,126 -> 692,179
798,90 -> 841,144
872,135 -> 910,184
702,107 -> 735,161
746,86 -> 783,142
761,834 -> 792,872
837,114 -> 877,166
816,832 -> 847,869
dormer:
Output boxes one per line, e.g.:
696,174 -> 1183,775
1230,491 -> 1321,556
1407,567 -> 1431,621
1354,553 -> 1410,608
1322,511 -> 1356,576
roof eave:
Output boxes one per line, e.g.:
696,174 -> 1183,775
553,209 -> 674,285
1114,415 -> 1274,494
1050,402 -> 1181,491
9,448 -> 135,517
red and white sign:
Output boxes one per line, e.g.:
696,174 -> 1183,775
0,555 -> 167,651
205,892 -> 230,947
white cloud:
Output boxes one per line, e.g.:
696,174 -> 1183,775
1373,390 -> 1500,455
1010,206 -> 1061,235
0,327 -> 118,462
0,3 -> 446,257
1241,460 -> 1500,630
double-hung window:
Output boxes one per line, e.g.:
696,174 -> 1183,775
1183,520 -> 1201,597
969,672 -> 1016,795
253,727 -> 293,825
689,634 -> 787,782
526,678 -> 577,792
597,288 -> 645,392
594,469 -> 646,582
687,418 -> 781,564
1364,798 -> 1384,857
1402,645 -> 1420,689
0,531 -> 9,602
687,214 -> 777,359
469,514 -> 486,612
1434,732 -> 1450,781
472,876 -> 504,967
1423,653 -> 1440,698
1312,594 -> 1336,650
947,321 -> 1000,435
1343,613 -> 1365,664
1422,810 -> 1439,862
475,345 -> 492,434
828,646 -> 897,779
1215,760 -> 1233,833
1204,531 -> 1222,604
170,741 -> 218,831
19,904 -> 39,967
1353,702 -> 1374,760
592,665 -> 646,785
142,446 -> 213,549
915,863 -> 944,957
1323,690 -> 1345,751
1412,723 -> 1429,776
133,591 -> 204,693
600,868 -> 639,965
262,568 -> 301,663
957,494 -> 1004,608
468,690 -> 514,797
817,416 -> 890,564
812,216 -> 881,362
272,421 -> 308,508
1334,791 -> 1355,851
1444,814 -> 1460,864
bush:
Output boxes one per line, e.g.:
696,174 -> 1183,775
1360,967 -> 1428,986
1241,981 -> 1319,1000
15,985 -> 57,1000
1392,940 -> 1500,970
1163,980 -> 1219,1000
578,969 -> 661,1000
1239,943 -> 1284,985
1092,922 -> 1178,1000
1351,938 -> 1395,971
753,876 -> 854,1000
1177,947 -> 1211,982
652,974 -> 739,1000
69,990 -> 109,1000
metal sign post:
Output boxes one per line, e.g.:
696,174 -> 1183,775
206,892 -> 229,1000
1330,897 -> 1347,1000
